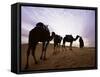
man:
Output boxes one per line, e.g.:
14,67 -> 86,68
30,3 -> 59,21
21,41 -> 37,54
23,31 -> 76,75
79,36 -> 84,48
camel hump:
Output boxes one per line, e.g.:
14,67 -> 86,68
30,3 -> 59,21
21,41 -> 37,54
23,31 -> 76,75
65,35 -> 72,37
56,35 -> 62,40
65,35 -> 73,38
36,22 -> 44,27
36,22 -> 49,32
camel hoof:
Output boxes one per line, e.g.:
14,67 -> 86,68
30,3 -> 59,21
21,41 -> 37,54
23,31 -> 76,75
35,61 -> 38,64
42,57 -> 47,61
40,56 -> 43,60
40,57 -> 42,60
53,53 -> 55,55
53,52 -> 57,55
65,49 -> 67,51
70,49 -> 72,50
24,65 -> 28,69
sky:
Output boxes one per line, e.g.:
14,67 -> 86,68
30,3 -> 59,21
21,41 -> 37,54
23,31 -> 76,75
21,6 -> 95,47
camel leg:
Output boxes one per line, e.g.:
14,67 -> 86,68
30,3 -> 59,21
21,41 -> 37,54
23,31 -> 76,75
69,42 -> 73,50
43,42 -> 49,60
40,42 -> 45,60
53,43 -> 56,55
56,44 -> 59,53
62,44 -> 64,51
58,43 -> 60,51
62,39 -> 66,51
54,43 -> 56,51
32,43 -> 38,64
25,45 -> 31,69
62,42 -> 66,51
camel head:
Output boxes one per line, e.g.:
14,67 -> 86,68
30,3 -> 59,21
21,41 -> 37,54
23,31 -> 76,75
49,32 -> 55,41
76,35 -> 80,38
52,32 -> 55,37
74,35 -> 80,41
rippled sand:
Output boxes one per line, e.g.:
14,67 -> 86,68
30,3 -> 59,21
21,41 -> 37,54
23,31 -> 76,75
21,43 -> 96,71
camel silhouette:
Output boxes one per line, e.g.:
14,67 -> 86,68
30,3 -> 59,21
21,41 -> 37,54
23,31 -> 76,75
53,34 -> 62,54
62,35 -> 80,50
79,36 -> 84,48
25,22 -> 55,69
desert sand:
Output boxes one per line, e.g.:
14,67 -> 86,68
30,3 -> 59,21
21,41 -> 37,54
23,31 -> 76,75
21,43 -> 95,71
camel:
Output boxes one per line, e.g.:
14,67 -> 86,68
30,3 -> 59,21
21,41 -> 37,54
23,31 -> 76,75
62,35 -> 80,50
53,34 -> 62,54
25,22 -> 55,69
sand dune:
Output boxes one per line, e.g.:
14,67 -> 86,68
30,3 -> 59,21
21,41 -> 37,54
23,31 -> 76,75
21,43 -> 95,71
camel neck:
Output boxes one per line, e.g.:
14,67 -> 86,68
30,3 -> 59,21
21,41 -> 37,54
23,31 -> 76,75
74,36 -> 79,41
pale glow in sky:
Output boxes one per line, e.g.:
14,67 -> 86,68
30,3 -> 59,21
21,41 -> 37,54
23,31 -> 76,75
21,6 -> 95,47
